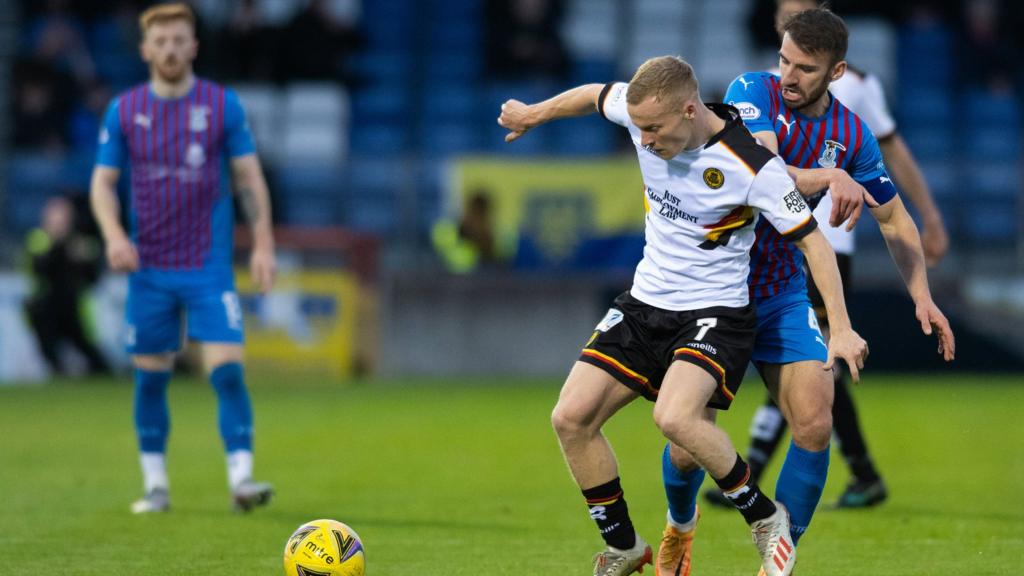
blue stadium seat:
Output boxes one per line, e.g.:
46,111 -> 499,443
424,50 -> 482,82
964,200 -> 1016,245
276,165 -> 345,226
549,116 -> 617,156
349,122 -> 412,155
421,84 -> 480,121
421,120 -> 483,156
349,51 -> 413,84
570,59 -> 618,85
917,160 -> 958,199
962,88 -> 1019,126
351,82 -> 413,124
896,87 -> 954,122
966,162 -> 1020,198
962,127 -> 1020,162
901,127 -> 956,162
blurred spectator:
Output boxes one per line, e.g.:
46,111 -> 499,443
12,58 -> 72,152
22,197 -> 110,376
432,189 -> 508,273
225,0 -> 284,81
23,0 -> 96,85
960,0 -> 1017,91
485,0 -> 568,80
68,79 -> 113,151
284,0 -> 362,83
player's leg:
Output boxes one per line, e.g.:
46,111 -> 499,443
187,279 -> 269,511
654,361 -> 795,576
657,441 -> 704,576
765,360 -> 833,544
703,393 -> 788,508
551,361 -> 650,574
125,273 -> 181,513
830,359 -> 887,507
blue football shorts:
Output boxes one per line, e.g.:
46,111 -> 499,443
750,289 -> 828,365
125,269 -> 244,354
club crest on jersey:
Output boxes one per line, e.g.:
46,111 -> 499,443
817,139 -> 847,169
190,106 -> 210,132
185,142 -> 206,168
703,167 -> 725,189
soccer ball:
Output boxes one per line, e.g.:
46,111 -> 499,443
283,519 -> 365,576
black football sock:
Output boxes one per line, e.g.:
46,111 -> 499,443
714,454 -> 777,524
582,477 -> 637,550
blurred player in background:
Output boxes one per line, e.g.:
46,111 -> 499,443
702,0 -> 951,514
89,3 -> 276,514
657,8 -> 955,575
500,55 -> 868,576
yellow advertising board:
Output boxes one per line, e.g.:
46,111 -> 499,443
234,268 -> 358,377
450,156 -> 645,263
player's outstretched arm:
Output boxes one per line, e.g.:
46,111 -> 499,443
792,228 -> 870,381
230,154 -> 276,294
497,83 -> 605,142
89,166 -> 139,272
870,195 -> 955,361
878,134 -> 948,266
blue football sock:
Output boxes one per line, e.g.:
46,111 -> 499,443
775,440 -> 829,544
662,443 -> 705,525
134,369 -> 172,453
209,363 -> 253,452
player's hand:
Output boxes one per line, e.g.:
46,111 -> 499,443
105,234 -> 139,272
921,215 -> 949,267
823,327 -> 868,383
497,99 -> 536,142
250,245 -> 276,294
916,299 -> 955,361
827,171 -> 878,231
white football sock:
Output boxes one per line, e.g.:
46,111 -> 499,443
227,450 -> 254,490
140,452 -> 169,493
667,509 -> 698,532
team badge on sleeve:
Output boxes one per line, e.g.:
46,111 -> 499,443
703,168 -> 725,189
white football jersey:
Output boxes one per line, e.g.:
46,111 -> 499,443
768,67 -> 896,254
599,82 -> 817,311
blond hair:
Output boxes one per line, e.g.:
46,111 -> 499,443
139,2 -> 196,36
626,56 -> 699,109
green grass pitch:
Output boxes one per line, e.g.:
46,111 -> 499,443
1,373 -> 1021,575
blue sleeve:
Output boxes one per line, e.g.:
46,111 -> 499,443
725,73 -> 775,134
223,89 -> 256,158
850,124 -> 898,205
95,98 -> 126,168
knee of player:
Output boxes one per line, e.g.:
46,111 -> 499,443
652,403 -> 691,439
790,410 -> 832,449
550,401 -> 594,437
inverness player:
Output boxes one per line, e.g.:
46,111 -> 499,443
89,3 -> 276,513
701,0 -> 951,513
498,55 -> 868,576
656,8 -> 956,576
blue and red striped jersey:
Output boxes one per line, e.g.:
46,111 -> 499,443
95,78 -> 256,272
725,72 -> 898,299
